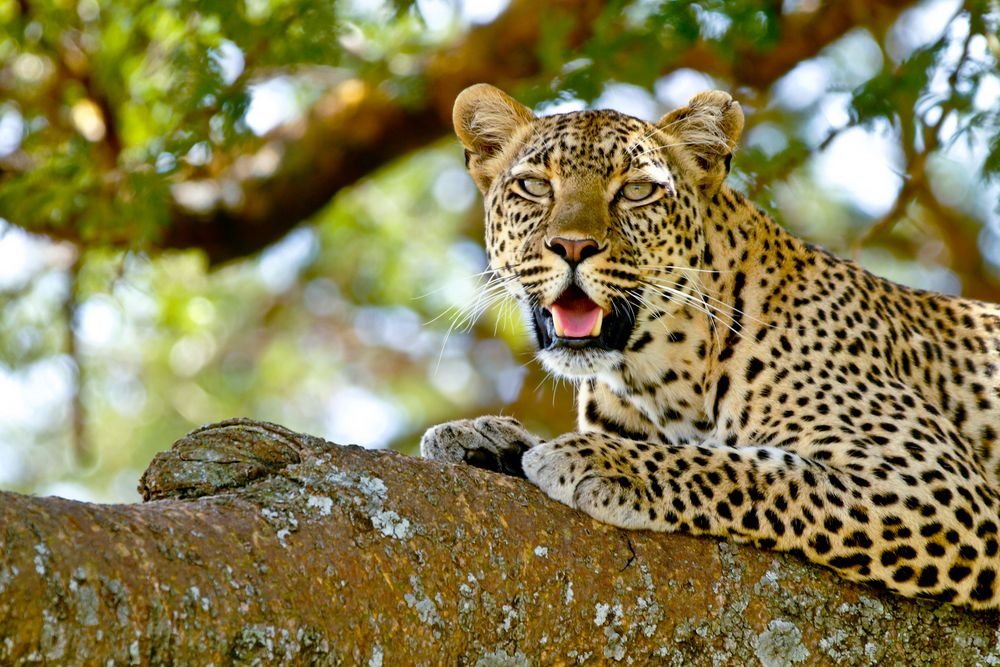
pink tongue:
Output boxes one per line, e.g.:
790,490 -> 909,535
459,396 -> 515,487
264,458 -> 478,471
550,287 -> 603,338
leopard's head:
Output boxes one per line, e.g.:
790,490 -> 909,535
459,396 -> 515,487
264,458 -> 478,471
454,84 -> 743,379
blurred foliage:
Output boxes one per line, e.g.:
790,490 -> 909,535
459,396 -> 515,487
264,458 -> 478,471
0,0 -> 426,242
0,0 -> 998,500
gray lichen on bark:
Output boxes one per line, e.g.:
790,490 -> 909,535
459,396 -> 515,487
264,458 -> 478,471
1,418 -> 998,665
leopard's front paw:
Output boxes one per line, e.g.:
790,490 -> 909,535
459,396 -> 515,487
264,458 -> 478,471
420,416 -> 539,478
521,439 -> 585,508
522,435 -> 657,530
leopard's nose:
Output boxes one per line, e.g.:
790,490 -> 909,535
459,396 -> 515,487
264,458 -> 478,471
546,237 -> 603,266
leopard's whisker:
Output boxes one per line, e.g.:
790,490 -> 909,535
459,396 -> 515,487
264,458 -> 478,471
636,280 -> 752,347
625,123 -> 670,159
432,272 -> 520,374
637,264 -> 735,275
628,140 -> 729,159
643,275 -> 804,336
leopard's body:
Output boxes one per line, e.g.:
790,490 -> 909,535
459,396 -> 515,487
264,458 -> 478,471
421,84 -> 1000,609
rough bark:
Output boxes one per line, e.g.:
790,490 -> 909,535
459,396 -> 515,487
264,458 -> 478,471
1,418 -> 998,665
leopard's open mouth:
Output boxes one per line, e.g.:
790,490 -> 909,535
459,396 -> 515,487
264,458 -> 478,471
531,284 -> 637,352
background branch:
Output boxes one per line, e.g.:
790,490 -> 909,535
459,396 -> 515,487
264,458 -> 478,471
15,0 -> 921,263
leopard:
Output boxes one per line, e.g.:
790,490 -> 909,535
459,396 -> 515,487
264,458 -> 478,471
419,83 -> 1000,610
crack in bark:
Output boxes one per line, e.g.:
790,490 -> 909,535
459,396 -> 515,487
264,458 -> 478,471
620,534 -> 638,572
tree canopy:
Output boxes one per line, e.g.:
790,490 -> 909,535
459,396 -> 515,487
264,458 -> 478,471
0,0 -> 998,500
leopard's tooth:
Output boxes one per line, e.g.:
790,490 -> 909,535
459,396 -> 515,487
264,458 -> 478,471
552,314 -> 565,337
589,309 -> 604,337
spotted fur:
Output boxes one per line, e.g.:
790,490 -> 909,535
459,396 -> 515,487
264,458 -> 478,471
421,84 -> 1000,609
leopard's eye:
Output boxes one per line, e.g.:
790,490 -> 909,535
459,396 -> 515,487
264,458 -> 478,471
621,182 -> 655,201
520,178 -> 552,197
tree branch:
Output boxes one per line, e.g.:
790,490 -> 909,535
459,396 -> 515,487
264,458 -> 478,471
159,0 -> 608,263
1,418 -> 997,664
22,0 -> 921,263
915,187 -> 1000,302
676,0 -> 916,90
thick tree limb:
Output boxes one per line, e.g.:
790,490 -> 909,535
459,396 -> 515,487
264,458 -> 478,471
1,418 -> 998,665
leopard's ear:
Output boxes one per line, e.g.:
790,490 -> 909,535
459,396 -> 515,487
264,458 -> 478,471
657,91 -> 744,192
453,84 -> 535,192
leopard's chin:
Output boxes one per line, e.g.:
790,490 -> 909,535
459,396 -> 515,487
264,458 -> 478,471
535,346 -> 627,379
